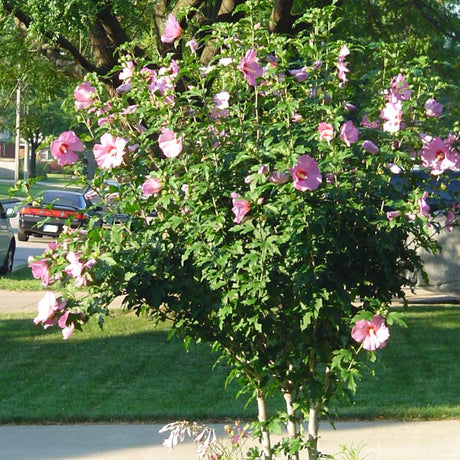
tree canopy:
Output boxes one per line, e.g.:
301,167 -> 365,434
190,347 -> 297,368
1,0 -> 459,87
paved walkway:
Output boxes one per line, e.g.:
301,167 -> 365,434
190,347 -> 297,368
1,289 -> 458,459
0,420 -> 459,459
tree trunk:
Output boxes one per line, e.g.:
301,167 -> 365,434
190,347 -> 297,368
257,390 -> 272,460
307,404 -> 320,460
283,390 -> 300,460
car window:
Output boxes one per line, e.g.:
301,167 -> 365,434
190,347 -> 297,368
42,191 -> 85,209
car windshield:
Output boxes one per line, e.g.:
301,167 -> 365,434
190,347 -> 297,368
42,191 -> 86,210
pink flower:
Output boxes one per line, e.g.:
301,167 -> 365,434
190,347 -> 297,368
269,171 -> 290,184
186,39 -> 198,53
424,98 -> 443,118
159,127 -> 183,158
119,61 -> 134,82
421,137 -> 459,175
211,91 -> 230,119
418,192 -> 430,218
351,315 -> 390,351
74,81 -> 97,111
231,193 -> 250,224
289,67 -> 309,82
65,252 -> 92,287
292,113 -> 303,123
386,210 -> 401,221
58,311 -> 75,340
336,45 -> 350,83
93,133 -> 128,169
380,101 -> 402,133
362,140 -> 380,154
50,131 -> 84,166
361,116 -> 380,129
34,292 -> 66,328
213,91 -> 230,110
161,14 -> 182,43
142,177 -> 162,198
28,257 -> 50,287
389,73 -> 411,102
290,154 -> 322,192
65,252 -> 84,279
318,122 -> 334,145
339,120 -> 359,147
238,49 -> 264,87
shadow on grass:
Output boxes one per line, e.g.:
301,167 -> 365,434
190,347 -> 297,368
1,305 -> 459,425
0,314 -> 259,424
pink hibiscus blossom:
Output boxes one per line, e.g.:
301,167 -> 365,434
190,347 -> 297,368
418,191 -> 430,218
318,122 -> 334,145
64,252 -> 94,287
351,315 -> 390,351
421,136 -> 459,175
231,193 -> 250,224
380,101 -> 402,133
74,81 -> 97,111
339,120 -> 359,147
290,154 -> 322,192
161,14 -> 182,43
34,292 -> 66,329
425,98 -> 443,118
158,127 -> 183,158
50,131 -> 84,166
28,257 -> 50,287
269,171 -> 290,184
361,116 -> 380,129
362,140 -> 380,154
336,45 -> 350,83
93,133 -> 128,169
186,39 -> 198,53
386,210 -> 401,221
142,177 -> 162,198
211,90 -> 230,119
389,73 -> 412,102
289,67 -> 309,82
238,49 -> 264,87
58,311 -> 76,340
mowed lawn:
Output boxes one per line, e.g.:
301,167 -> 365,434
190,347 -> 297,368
0,305 -> 458,423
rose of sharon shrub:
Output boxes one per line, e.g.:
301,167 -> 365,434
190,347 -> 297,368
28,4 -> 460,459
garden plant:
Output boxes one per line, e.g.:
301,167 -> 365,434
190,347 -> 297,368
26,2 -> 460,459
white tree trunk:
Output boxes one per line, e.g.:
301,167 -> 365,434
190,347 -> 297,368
257,391 -> 272,460
307,404 -> 319,460
283,391 -> 300,460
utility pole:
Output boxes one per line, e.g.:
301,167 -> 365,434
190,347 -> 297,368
14,79 -> 21,182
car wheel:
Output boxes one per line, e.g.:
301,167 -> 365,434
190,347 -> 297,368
18,228 -> 29,242
0,240 -> 15,275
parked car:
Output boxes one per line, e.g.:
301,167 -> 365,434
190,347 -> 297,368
0,201 -> 16,274
18,189 -> 95,241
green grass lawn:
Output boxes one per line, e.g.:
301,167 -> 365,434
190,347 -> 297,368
0,305 -> 458,424
0,174 -> 80,200
0,266 -> 44,291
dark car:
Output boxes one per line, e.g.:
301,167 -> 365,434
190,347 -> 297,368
18,190 -> 93,241
0,202 -> 16,274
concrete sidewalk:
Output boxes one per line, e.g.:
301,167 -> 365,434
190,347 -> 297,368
0,420 -> 459,460
1,287 -> 457,315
